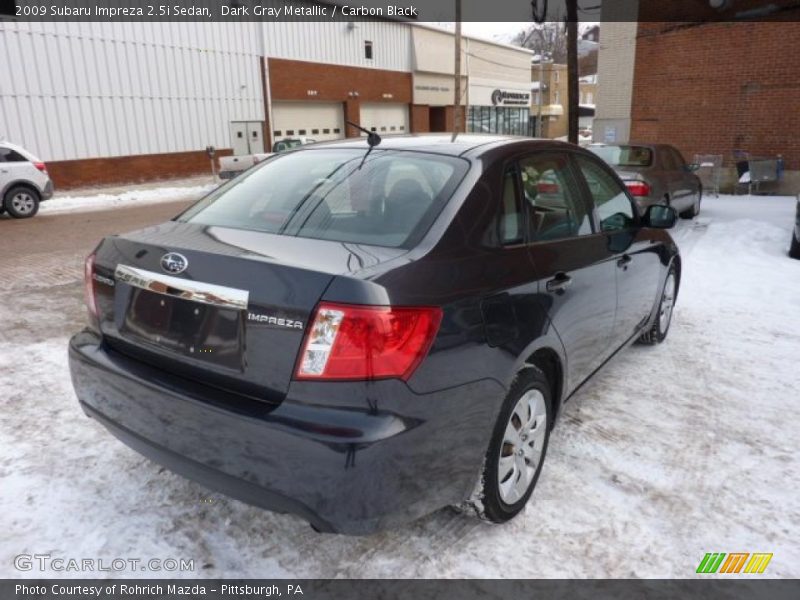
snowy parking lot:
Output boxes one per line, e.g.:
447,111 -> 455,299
1,190 -> 798,578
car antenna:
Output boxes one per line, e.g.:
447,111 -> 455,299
346,121 -> 381,169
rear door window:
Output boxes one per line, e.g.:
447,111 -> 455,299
669,147 -> 687,169
518,153 -> 593,242
575,156 -> 637,232
0,147 -> 28,162
590,145 -> 653,168
179,149 -> 468,248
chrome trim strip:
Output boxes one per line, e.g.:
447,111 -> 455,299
114,264 -> 249,310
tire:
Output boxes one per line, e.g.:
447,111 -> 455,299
470,366 -> 552,524
3,185 -> 40,218
790,230 -> 800,259
638,264 -> 677,345
680,187 -> 702,219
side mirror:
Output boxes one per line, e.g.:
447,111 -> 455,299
685,163 -> 700,172
643,204 -> 677,229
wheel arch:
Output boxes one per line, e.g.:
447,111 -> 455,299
2,180 -> 41,201
522,345 -> 565,427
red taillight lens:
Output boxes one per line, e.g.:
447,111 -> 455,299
84,253 -> 98,317
295,302 -> 443,381
625,181 -> 651,197
33,161 -> 47,173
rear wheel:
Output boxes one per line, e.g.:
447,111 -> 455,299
3,186 -> 40,218
680,188 -> 702,219
638,264 -> 677,345
470,367 -> 552,523
790,229 -> 800,259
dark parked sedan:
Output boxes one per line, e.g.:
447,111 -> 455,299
69,135 -> 680,534
589,142 -> 702,219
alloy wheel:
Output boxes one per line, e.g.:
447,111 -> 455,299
497,389 -> 548,505
11,192 -> 36,215
659,272 -> 676,333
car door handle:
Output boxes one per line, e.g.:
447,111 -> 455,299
546,273 -> 572,293
617,254 -> 632,269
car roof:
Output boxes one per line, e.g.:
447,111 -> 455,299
0,141 -> 39,160
301,134 -> 577,158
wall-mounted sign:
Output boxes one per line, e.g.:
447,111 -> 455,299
490,89 -> 531,107
469,78 -> 532,108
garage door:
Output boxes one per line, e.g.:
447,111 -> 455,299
271,101 -> 345,144
359,103 -> 409,136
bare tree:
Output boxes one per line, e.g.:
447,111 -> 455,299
512,22 -> 567,63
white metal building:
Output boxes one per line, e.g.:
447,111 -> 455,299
0,15 -> 531,188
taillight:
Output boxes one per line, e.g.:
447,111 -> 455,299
295,302 -> 443,381
625,181 -> 651,197
33,161 -> 47,173
84,253 -> 98,318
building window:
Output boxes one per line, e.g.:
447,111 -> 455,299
554,70 -> 559,83
364,41 -> 373,60
554,91 -> 560,104
333,128 -> 341,134
323,128 -> 330,134
467,106 -> 530,136
273,131 -> 282,137
286,130 -> 295,135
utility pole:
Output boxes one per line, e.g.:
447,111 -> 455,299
566,0 -> 579,144
453,0 -> 462,134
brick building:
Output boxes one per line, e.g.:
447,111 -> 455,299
531,63 -> 568,139
595,12 -> 800,192
631,21 -> 800,192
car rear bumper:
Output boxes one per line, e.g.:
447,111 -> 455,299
41,179 -> 54,200
68,330 -> 503,534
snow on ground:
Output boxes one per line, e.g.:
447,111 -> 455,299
39,176 -> 217,215
1,194 -> 798,578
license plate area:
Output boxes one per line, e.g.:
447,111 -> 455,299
120,288 -> 244,371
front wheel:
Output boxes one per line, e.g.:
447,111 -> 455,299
471,367 -> 552,523
790,230 -> 800,259
3,186 -> 40,218
638,265 -> 677,345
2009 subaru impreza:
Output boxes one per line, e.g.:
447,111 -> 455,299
69,135 -> 680,534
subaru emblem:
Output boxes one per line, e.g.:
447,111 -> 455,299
160,252 -> 188,274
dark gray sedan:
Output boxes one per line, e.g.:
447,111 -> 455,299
589,143 -> 702,219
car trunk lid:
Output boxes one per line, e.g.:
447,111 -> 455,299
92,220 -> 406,404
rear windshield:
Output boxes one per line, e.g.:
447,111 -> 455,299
273,139 -> 304,152
589,145 -> 653,167
179,149 -> 467,248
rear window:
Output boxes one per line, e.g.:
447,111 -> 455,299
272,139 -> 304,153
0,147 -> 29,163
589,145 -> 653,168
179,149 -> 467,248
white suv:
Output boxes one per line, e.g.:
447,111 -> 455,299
0,141 -> 54,218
